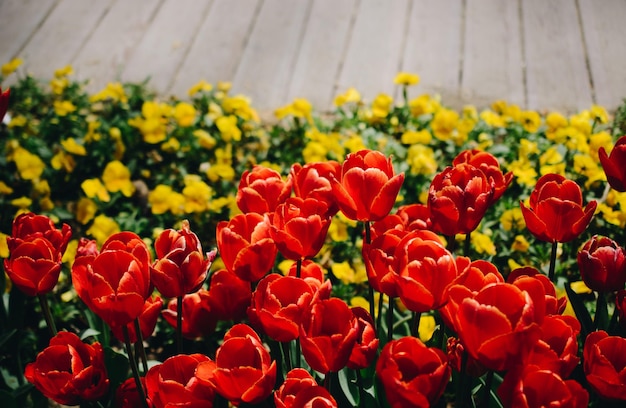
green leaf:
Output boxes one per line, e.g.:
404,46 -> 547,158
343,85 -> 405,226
565,283 -> 593,340
104,346 -> 129,399
0,390 -> 18,408
80,328 -> 101,341
338,368 -> 359,406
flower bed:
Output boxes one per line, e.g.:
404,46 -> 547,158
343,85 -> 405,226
1,61 -> 626,407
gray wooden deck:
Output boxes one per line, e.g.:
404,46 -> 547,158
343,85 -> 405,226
1,0 -> 626,117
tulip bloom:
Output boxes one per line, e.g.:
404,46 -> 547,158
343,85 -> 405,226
196,324 -> 277,405
362,228 -> 407,297
274,368 -> 337,408
110,295 -> 163,343
453,149 -> 513,201
207,269 -> 251,322
4,237 -> 63,296
577,235 -> 626,292
24,331 -> 109,406
216,213 -> 277,282
236,165 -> 292,214
7,212 -> 71,255
520,173 -> 597,243
330,149 -> 405,222
347,306 -> 379,369
290,160 -> 341,217
396,203 -> 432,231
162,290 -> 218,339
145,353 -> 214,408
599,135 -> 626,192
583,330 -> 626,401
248,273 -> 314,342
508,266 -> 567,316
299,297 -> 359,374
151,220 -> 215,298
0,87 -> 9,121
498,366 -> 589,408
428,163 -> 494,236
527,315 -> 581,378
452,282 -> 542,371
115,377 -> 148,408
376,336 -> 451,407
268,197 -> 332,260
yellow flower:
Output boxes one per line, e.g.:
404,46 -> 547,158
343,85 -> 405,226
401,129 -> 432,145
11,196 -> 32,212
409,94 -> 440,117
206,163 -> 236,182
215,115 -> 242,142
53,100 -> 77,116
8,115 -> 27,128
50,78 -> 69,95
418,314 -> 436,342
394,72 -> 420,86
84,118 -> 102,143
590,104 -> 609,124
574,153 -> 605,187
331,260 -> 367,285
174,102 -> 197,127
102,161 -> 134,197
511,235 -> 530,252
343,134 -> 367,153
407,144 -> 437,176
193,129 -> 217,149
328,216 -> 351,242
54,65 -> 74,78
188,79 -> 213,96
148,184 -> 183,215
0,181 -> 13,194
470,231 -> 496,255
520,110 -> 541,133
480,110 -> 505,128
500,208 -> 526,231
334,87 -> 361,106
90,82 -> 128,104
589,131 -> 613,160
1,58 -> 23,76
217,81 -> 232,93
222,94 -> 259,122
75,197 -> 97,224
13,148 -> 45,180
51,151 -> 76,172
371,93 -> 393,119
539,147 -> 565,176
570,112 -> 592,136
161,137 -> 180,153
570,280 -> 592,295
182,175 -> 213,213
81,178 -> 111,202
0,232 -> 9,258
87,214 -> 121,246
507,159 -> 537,187
431,108 -> 459,141
61,138 -> 87,156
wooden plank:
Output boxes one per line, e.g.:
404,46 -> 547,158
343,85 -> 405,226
231,0 -> 312,113
0,0 -> 58,68
120,0 -> 213,95
72,0 -> 164,93
462,0 -> 524,108
169,0 -> 260,98
579,0 -> 626,111
336,0 -> 409,104
285,0 -> 357,111
15,0 -> 112,79
522,0 -> 592,113
401,0 -> 463,107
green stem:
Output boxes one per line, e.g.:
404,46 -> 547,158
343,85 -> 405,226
296,258 -> 302,279
376,293 -> 384,334
446,235 -> 456,253
548,240 -> 558,282
134,318 -> 149,374
364,221 -> 375,324
387,297 -> 394,342
456,351 -> 471,408
356,369 -> 365,406
177,295 -> 183,354
38,293 -> 57,337
483,370 -> 494,408
123,325 -> 149,408
411,311 -> 422,338
464,232 -> 471,257
281,341 -> 292,372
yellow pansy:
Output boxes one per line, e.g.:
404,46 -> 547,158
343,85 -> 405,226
331,260 -> 367,285
102,160 -> 134,197
11,196 -> 32,212
50,77 -> 69,95
215,115 -> 242,142
418,314 -> 436,342
590,104 -> 609,124
174,102 -> 197,127
431,108 -> 459,141
182,175 -> 213,213
51,151 -> 76,172
343,134 -> 367,153
570,281 -> 593,295
480,110 -> 505,128
569,112 -> 592,136
53,100 -> 77,116
90,82 -> 128,104
407,144 -> 437,176
61,138 -> 87,156
81,178 -> 111,202
401,129 -> 432,145
148,184 -> 183,215
573,153 -> 606,187
302,141 -> 328,163
507,159 -> 537,187
470,231 -> 496,255
328,216 -> 351,242
193,129 -> 217,149
500,207 -> 526,231
589,131 -> 613,160
188,79 -> 213,96
520,110 -> 541,133
0,232 -> 9,258
206,163 -> 236,183
0,181 -> 13,194
394,71 -> 420,86
87,214 -> 121,246
54,65 -> 74,78
222,94 -> 259,122
161,137 -> 180,153
511,235 -> 530,252
8,115 -> 27,128
76,197 -> 98,224
539,147 -> 566,176
334,87 -> 361,106
371,93 -> 393,119
409,94 -> 440,117
1,58 -> 23,76
13,148 -> 45,180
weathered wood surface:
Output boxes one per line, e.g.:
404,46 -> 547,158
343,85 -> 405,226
1,0 -> 625,115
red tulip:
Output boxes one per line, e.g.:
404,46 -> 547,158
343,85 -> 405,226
453,149 -> 513,201
207,269 -> 251,322
394,230 -> 458,312
299,297 -> 359,374
498,365 -> 589,408
452,282 -> 542,371
583,330 -> 626,401
24,331 -> 109,406
248,273 -> 314,342
162,290 -> 218,339
362,228 -> 407,297
520,173 -> 597,243
286,259 -> 328,292
195,324 -> 277,406
376,336 -> 451,408
237,165 -> 292,214
290,161 -> 341,217
577,235 -> 626,292
151,220 -> 216,298
145,353 -> 214,408
268,197 -> 332,260
4,237 -> 63,296
428,163 -> 494,236
599,135 -> 626,192
347,306 -> 379,369
369,214 -> 406,241
0,87 -> 9,121
330,149 -> 405,222
114,377 -> 149,408
617,290 -> 626,329
508,266 -> 567,315
7,212 -> 72,255
76,237 -> 99,257
446,337 -> 488,378
100,231 -> 152,272
527,315 -> 581,378
111,295 -> 163,343
396,203 -> 432,231
274,368 -> 337,408
216,213 -> 277,282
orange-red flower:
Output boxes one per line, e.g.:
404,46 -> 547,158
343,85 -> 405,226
274,368 -> 337,408
520,173 -> 597,243
24,331 -> 109,406
110,295 -> 163,343
162,290 -> 218,339
527,315 -> 581,379
151,220 -> 215,298
216,213 -> 277,282
347,306 -> 378,370
290,161 -> 341,217
376,336 -> 451,407
428,163 -> 494,236
583,330 -> 626,401
237,165 -> 292,214
453,149 -> 513,201
362,228 -> 407,297
207,269 -> 251,322
330,149 -> 404,222
577,235 -> 626,292
145,353 -> 214,408
0,87 -> 9,122
599,135 -> 626,192
268,197 -> 331,260
7,212 -> 72,255
196,324 -> 277,405
4,237 -> 63,296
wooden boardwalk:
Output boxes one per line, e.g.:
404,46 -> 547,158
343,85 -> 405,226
1,0 -> 626,117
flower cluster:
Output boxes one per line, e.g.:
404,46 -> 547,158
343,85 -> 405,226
2,63 -> 626,407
